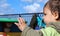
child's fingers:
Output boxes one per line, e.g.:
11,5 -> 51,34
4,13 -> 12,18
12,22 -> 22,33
15,23 -> 20,27
18,18 -> 25,24
22,18 -> 25,23
18,18 -> 21,24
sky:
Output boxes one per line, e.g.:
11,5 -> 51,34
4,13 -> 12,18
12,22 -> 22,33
0,0 -> 48,15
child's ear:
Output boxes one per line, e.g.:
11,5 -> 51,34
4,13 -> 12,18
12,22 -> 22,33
52,11 -> 59,20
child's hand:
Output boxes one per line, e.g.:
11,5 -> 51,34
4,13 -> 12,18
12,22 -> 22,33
15,18 -> 26,31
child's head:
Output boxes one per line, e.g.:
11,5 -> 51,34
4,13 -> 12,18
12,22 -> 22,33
43,0 -> 60,24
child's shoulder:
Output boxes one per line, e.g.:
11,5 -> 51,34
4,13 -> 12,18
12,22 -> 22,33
40,27 -> 60,36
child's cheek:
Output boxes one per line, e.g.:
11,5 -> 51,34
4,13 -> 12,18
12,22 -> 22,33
44,16 -> 50,24
44,16 -> 47,23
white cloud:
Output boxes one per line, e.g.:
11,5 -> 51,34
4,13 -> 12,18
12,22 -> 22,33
0,0 -> 7,4
36,0 -> 48,3
34,0 -> 43,3
0,3 -> 10,8
20,0 -> 48,3
23,3 -> 42,13
21,0 -> 49,13
0,0 -> 17,14
21,0 -> 32,3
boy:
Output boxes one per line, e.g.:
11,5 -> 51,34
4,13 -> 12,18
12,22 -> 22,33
15,0 -> 60,36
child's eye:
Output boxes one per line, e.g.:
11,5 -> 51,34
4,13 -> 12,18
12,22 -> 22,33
44,14 -> 46,15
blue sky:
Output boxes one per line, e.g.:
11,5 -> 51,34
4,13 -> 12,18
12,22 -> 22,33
0,0 -> 48,15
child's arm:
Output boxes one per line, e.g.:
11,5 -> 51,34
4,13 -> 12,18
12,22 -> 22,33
21,26 -> 43,36
15,18 -> 43,36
